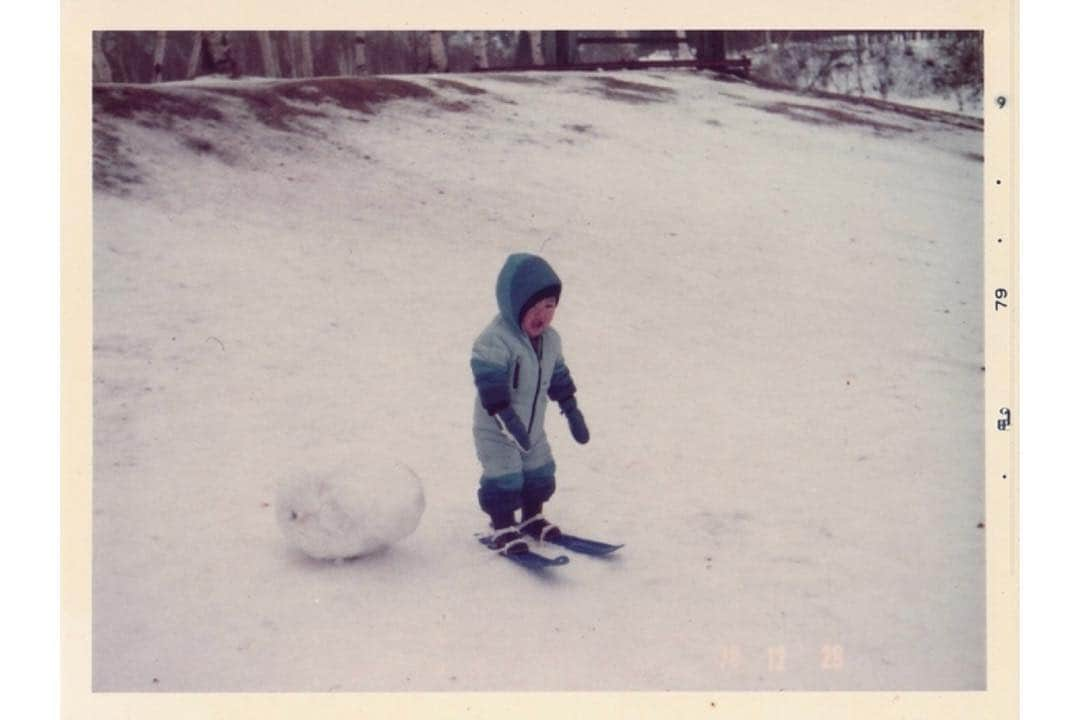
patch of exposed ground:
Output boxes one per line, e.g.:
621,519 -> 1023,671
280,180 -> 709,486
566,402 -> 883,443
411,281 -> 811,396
478,73 -> 557,85
747,101 -> 916,135
585,76 -> 677,104
429,78 -> 487,96
177,134 -> 237,164
212,78 -> 437,129
434,100 -> 473,112
94,85 -> 227,129
94,77 -> 440,132
93,122 -> 142,194
745,76 -> 984,131
92,77 -> 474,194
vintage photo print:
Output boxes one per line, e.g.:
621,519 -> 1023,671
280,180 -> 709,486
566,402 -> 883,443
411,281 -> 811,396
62,1 -> 1017,718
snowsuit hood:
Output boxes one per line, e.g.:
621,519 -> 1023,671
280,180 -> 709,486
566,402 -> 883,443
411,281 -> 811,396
495,254 -> 562,331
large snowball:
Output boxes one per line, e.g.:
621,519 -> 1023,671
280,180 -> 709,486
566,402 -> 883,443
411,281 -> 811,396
275,461 -> 425,560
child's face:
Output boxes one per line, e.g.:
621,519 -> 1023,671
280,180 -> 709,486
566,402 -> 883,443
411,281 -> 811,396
521,298 -> 557,338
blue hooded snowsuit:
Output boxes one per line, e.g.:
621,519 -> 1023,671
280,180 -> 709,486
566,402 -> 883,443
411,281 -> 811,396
470,254 -> 578,520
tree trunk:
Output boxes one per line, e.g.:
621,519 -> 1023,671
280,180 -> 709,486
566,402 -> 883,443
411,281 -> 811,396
336,41 -> 350,76
92,32 -> 113,82
297,32 -> 315,77
428,31 -> 449,72
286,32 -> 300,77
471,32 -> 489,70
186,31 -> 203,79
675,30 -> 693,60
257,31 -> 280,77
353,32 -> 368,75
281,33 -> 294,76
854,32 -> 866,96
102,33 -> 129,82
152,31 -> 167,83
528,30 -> 544,66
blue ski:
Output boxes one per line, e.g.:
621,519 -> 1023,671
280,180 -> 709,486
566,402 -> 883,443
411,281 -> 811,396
478,536 -> 570,569
547,534 -> 623,556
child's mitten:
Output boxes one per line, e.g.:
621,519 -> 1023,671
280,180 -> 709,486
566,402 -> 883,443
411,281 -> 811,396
559,396 -> 590,444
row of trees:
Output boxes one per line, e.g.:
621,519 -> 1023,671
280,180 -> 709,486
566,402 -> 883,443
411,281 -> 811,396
93,31 -> 576,83
92,30 -> 981,89
92,30 -> 736,83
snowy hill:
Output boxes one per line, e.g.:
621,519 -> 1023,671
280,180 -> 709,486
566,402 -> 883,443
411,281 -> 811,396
92,70 -> 985,692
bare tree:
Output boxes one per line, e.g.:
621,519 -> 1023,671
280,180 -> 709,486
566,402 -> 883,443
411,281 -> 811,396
778,30 -> 791,55
428,31 -> 449,72
353,32 -> 368,75
872,40 -> 895,99
854,32 -> 866,95
528,30 -> 544,66
102,33 -> 129,82
257,31 -> 281,77
281,33 -> 295,76
92,32 -> 113,82
186,32 -> 203,79
333,35 -> 351,76
471,32 -> 489,70
296,32 -> 315,77
934,32 -> 983,112
805,47 -> 846,91
152,31 -> 167,82
283,33 -> 300,77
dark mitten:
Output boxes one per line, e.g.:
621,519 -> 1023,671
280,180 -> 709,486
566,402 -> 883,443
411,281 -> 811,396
496,408 -> 532,452
559,396 -> 590,444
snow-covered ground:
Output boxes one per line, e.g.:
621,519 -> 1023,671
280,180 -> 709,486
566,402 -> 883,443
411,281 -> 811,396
91,69 -> 984,692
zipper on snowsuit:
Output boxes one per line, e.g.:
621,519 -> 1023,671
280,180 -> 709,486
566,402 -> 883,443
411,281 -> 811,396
526,336 -> 543,435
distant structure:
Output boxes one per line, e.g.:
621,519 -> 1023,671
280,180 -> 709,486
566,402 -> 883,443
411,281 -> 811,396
541,30 -> 749,76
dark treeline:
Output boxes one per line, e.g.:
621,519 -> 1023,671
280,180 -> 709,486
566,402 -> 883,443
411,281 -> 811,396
91,30 -> 982,84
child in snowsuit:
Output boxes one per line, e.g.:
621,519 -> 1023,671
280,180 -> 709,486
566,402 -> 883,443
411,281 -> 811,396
470,253 -> 590,555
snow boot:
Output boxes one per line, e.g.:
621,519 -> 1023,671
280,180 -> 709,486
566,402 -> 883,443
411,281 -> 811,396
488,526 -> 529,556
518,512 -> 562,543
